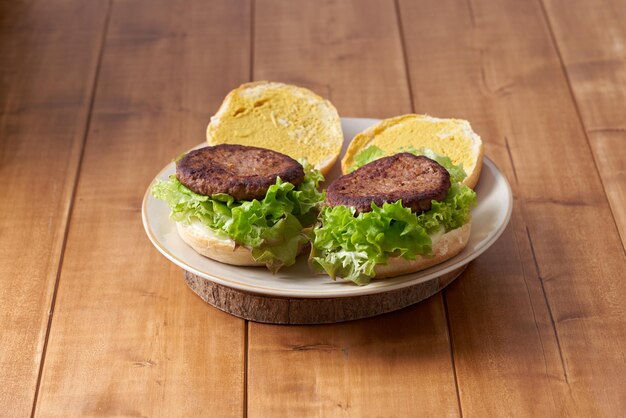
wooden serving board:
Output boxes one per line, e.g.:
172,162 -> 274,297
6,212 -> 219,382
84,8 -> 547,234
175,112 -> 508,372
183,266 -> 466,324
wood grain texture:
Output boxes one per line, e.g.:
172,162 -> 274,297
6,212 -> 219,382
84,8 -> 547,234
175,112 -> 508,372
0,1 -> 109,415
33,1 -> 250,416
253,0 -> 411,118
249,304 -> 456,417
184,268 -> 464,324
248,1 -> 460,416
5,0 -> 622,415
542,0 -> 626,249
399,0 -> 626,415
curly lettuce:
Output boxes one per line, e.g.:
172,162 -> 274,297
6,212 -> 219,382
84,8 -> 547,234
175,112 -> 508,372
352,145 -> 384,171
152,162 -> 324,271
313,152 -> 476,285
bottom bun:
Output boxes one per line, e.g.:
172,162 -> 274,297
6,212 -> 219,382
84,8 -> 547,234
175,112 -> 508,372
374,223 -> 471,278
177,221 -> 263,266
177,220 -> 308,267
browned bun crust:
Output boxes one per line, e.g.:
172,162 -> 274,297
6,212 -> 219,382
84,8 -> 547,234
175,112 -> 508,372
374,223 -> 471,278
176,144 -> 304,201
326,153 -> 451,214
464,152 -> 483,189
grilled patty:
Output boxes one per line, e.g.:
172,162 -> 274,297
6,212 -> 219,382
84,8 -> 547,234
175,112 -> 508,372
326,153 -> 450,214
176,144 -> 305,200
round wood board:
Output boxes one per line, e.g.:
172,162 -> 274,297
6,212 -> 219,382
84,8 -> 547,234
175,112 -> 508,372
183,266 -> 467,324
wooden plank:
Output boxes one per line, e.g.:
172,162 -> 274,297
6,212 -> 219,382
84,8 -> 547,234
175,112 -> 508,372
248,1 -> 460,416
33,1 -> 250,416
249,306 -> 458,416
541,0 -> 626,248
399,0 -> 626,416
253,0 -> 411,118
0,1 -> 109,416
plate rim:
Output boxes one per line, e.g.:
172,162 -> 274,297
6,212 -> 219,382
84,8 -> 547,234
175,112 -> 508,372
142,117 -> 513,298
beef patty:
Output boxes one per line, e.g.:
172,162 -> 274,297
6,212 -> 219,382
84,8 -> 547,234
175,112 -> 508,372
176,144 -> 305,200
326,153 -> 450,214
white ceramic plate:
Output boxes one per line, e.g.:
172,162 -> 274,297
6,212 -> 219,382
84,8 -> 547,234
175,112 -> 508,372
142,117 -> 512,298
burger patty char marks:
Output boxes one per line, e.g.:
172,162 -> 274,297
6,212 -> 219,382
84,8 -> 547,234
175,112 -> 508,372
326,153 -> 451,214
176,144 -> 305,200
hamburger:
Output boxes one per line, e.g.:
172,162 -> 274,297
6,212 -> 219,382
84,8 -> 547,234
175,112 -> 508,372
151,144 -> 324,271
311,151 -> 477,285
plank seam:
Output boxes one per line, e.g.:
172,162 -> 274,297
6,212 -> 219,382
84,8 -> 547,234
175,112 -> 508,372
465,0 -> 476,27
442,292 -> 464,418
396,1 -> 462,413
506,126 -> 570,386
393,0 -> 416,114
506,124 -> 569,388
514,224 -> 561,395
503,136 -> 519,184
249,0 -> 255,83
29,1 -> 114,416
396,0 -> 462,413
244,320 -> 249,418
536,0 -> 626,253
245,2 -> 254,416
525,226 -> 570,385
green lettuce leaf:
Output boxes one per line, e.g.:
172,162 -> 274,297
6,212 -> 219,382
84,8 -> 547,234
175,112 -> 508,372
311,179 -> 476,285
151,162 -> 325,271
416,183 -> 476,234
311,202 -> 430,285
351,145 -> 384,171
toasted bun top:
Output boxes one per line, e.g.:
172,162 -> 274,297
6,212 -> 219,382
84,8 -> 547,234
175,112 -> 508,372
207,81 -> 343,175
326,153 -> 450,214
176,144 -> 304,201
341,114 -> 484,188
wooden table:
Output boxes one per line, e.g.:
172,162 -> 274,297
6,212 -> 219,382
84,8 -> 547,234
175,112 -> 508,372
2,0 -> 625,416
